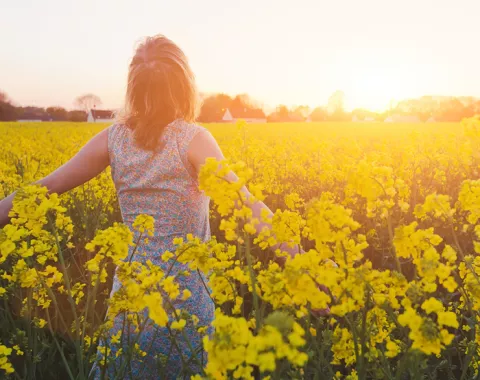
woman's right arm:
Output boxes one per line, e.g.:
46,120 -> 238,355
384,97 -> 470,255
187,129 -> 300,258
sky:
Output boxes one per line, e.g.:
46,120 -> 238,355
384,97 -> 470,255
1,0 -> 479,112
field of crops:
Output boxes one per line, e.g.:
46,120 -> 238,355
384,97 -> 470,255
1,119 -> 480,379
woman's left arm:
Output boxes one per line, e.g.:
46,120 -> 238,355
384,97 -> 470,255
0,127 -> 110,226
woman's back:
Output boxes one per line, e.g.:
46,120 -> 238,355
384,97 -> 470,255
97,119 -> 214,379
108,119 -> 210,258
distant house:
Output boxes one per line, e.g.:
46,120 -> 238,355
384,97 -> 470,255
384,115 -> 421,123
222,108 -> 266,123
87,109 -> 115,123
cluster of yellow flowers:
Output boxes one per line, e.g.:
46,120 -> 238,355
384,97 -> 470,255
0,345 -> 14,374
1,118 -> 480,379
200,310 -> 308,379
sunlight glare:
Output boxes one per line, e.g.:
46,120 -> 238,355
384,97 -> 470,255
348,67 -> 419,112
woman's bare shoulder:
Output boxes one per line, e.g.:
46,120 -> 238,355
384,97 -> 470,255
186,125 -> 223,174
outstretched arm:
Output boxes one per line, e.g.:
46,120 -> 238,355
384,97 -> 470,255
188,129 -> 300,258
189,129 -> 333,315
0,127 -> 110,226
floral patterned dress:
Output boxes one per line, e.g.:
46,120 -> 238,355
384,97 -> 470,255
91,120 -> 214,379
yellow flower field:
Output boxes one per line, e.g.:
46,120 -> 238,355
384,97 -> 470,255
1,118 -> 480,379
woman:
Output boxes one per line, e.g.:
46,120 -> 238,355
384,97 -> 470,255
0,35 -> 299,378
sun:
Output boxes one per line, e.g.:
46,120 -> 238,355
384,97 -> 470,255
342,59 -> 422,113
349,70 -> 413,112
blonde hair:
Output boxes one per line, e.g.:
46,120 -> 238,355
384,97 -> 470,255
121,35 -> 198,151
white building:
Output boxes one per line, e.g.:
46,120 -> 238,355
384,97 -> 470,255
222,108 -> 266,123
87,109 -> 115,123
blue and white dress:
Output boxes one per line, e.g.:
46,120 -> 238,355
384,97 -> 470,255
92,120 -> 214,379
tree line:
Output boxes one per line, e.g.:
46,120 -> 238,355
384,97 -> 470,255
268,92 -> 480,122
0,92 -> 100,122
1,90 -> 479,123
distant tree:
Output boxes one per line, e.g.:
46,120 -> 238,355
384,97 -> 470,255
464,104 -> 476,119
294,105 -> 310,119
0,102 -> 17,121
310,107 -> 328,122
474,100 -> 480,115
198,93 -> 264,123
281,105 -> 310,122
267,105 -> 290,122
0,91 -> 10,104
198,93 -> 233,122
276,105 -> 290,121
327,90 -> 345,115
231,94 -> 257,111
46,106 -> 68,121
437,98 -> 468,122
390,95 -> 480,122
416,111 -> 430,123
351,108 -> 367,120
74,94 -> 102,115
230,95 -> 248,113
328,109 -> 349,122
324,91 -> 349,121
229,94 -> 265,119
68,110 -> 88,122
351,108 -> 381,121
0,90 -> 18,121
17,106 -> 50,121
395,98 -> 431,121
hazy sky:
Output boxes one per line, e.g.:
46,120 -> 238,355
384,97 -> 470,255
1,0 -> 479,111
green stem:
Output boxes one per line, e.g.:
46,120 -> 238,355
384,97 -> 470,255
245,233 -> 261,332
165,244 -> 194,277
196,269 -> 213,302
164,299 -> 205,374
31,265 -> 71,339
45,307 -> 75,380
128,231 -> 144,264
359,289 -> 370,380
345,315 -> 361,371
82,259 -> 106,376
26,289 -> 33,379
47,215 -> 84,372
387,212 -> 401,273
